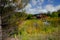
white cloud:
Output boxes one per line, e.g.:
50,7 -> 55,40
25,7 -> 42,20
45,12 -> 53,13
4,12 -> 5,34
48,0 -> 54,3
26,9 -> 37,14
45,4 -> 60,12
31,0 -> 44,6
56,5 -> 60,11
31,0 -> 37,5
25,4 -> 48,14
24,0 -> 60,14
39,0 -> 44,3
45,4 -> 55,12
25,4 -> 32,9
25,4 -> 60,14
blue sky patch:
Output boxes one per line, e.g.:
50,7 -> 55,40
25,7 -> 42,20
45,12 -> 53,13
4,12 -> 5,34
24,0 -> 60,14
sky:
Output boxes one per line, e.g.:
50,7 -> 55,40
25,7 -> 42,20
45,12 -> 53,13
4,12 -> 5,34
24,0 -> 60,14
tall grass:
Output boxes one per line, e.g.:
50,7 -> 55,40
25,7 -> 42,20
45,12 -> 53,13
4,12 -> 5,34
10,18 -> 60,40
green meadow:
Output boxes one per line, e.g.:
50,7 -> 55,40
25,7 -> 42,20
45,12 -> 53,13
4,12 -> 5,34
12,18 -> 60,40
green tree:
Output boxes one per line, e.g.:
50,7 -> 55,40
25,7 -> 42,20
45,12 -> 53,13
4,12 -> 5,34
27,14 -> 33,19
57,10 -> 60,17
0,0 -> 30,40
47,11 -> 51,17
51,12 -> 58,17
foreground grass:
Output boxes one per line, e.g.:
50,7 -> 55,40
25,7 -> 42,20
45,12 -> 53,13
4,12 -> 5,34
11,18 -> 60,40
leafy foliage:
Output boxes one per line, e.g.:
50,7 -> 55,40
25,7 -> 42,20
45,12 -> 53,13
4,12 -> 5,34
1,0 -> 30,40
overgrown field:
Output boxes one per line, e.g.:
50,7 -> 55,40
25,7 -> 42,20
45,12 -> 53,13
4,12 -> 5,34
7,18 -> 60,40
11,18 -> 60,40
